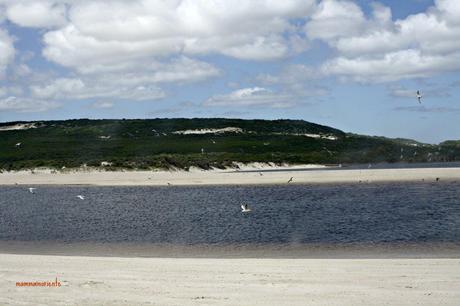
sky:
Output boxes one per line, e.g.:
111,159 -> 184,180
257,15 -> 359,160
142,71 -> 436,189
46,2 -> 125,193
0,0 -> 459,144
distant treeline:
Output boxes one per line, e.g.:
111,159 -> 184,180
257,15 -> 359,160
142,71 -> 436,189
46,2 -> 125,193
0,118 -> 459,171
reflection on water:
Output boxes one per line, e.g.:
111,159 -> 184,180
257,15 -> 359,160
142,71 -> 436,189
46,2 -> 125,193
0,182 -> 459,244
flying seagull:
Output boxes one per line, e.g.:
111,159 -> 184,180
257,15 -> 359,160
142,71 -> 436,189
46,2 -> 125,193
28,188 -> 36,193
416,90 -> 422,104
76,195 -> 85,200
241,203 -> 251,213
15,143 -> 21,147
287,177 -> 293,183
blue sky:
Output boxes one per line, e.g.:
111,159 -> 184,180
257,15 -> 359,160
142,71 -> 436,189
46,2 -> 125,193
0,0 -> 459,143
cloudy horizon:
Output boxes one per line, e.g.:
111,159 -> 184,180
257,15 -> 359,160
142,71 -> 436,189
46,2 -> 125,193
0,0 -> 459,143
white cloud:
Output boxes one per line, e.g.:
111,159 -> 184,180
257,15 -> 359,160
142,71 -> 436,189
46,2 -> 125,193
0,28 -> 14,76
5,0 -> 67,28
306,0 -> 460,82
31,77 -> 166,101
256,64 -> 329,97
29,56 -> 218,102
0,96 -> 60,112
322,49 -> 460,82
41,0 -> 315,68
203,87 -> 295,108
305,0 -> 365,41
89,56 -> 220,85
91,101 -> 114,109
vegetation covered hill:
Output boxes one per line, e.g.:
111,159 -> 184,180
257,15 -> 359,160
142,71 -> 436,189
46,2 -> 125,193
0,118 -> 458,171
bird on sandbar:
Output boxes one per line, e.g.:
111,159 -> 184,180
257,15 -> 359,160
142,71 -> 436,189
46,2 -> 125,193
287,177 -> 293,183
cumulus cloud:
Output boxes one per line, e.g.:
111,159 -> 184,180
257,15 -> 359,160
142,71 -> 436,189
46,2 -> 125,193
0,28 -> 14,76
305,0 -> 366,41
40,0 -> 315,68
322,49 -> 460,82
5,0 -> 67,28
31,77 -> 166,101
0,96 -> 60,112
203,87 -> 295,108
3,0 -> 460,109
29,56 -> 218,102
87,56 -> 220,85
306,0 -> 460,82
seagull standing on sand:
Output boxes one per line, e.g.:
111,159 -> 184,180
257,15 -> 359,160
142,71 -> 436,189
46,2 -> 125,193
241,204 -> 251,213
28,188 -> 36,193
287,177 -> 293,183
416,90 -> 422,104
77,195 -> 85,200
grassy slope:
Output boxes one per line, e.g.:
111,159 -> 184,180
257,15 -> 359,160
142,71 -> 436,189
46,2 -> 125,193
0,118 -> 457,171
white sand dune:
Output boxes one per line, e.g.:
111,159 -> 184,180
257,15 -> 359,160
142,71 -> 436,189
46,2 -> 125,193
0,123 -> 40,131
1,254 -> 459,305
0,167 -> 459,186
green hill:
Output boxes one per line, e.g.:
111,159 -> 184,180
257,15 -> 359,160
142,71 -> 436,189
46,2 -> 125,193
0,118 -> 457,171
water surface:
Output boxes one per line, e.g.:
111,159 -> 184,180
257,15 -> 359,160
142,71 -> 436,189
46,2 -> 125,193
1,182 -> 459,245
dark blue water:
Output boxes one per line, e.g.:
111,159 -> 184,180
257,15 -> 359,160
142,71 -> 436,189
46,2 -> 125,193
0,182 -> 459,244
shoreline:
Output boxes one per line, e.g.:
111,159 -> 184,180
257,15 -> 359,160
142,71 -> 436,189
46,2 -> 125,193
0,166 -> 459,186
1,241 -> 459,259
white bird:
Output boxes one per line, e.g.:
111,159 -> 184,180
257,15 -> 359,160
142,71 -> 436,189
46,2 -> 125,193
15,142 -> 21,147
368,163 -> 372,169
28,188 -> 36,193
416,90 -> 422,104
241,204 -> 252,213
76,195 -> 85,200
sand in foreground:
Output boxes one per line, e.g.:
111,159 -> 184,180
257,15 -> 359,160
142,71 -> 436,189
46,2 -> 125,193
1,167 -> 459,185
1,254 -> 459,305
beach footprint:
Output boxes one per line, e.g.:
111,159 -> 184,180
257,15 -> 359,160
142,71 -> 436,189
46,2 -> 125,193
78,280 -> 107,288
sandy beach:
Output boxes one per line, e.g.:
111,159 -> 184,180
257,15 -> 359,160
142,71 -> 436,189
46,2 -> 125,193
1,253 -> 459,305
0,166 -> 459,186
